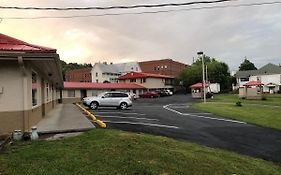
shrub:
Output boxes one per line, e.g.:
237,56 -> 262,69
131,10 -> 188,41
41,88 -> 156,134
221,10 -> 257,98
206,92 -> 213,99
261,96 -> 267,101
235,101 -> 242,107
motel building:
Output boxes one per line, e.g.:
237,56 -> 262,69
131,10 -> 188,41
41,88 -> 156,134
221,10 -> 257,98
62,82 -> 146,103
0,33 -> 63,135
118,72 -> 175,91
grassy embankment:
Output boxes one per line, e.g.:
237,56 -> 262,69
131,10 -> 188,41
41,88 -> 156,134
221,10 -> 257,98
0,129 -> 280,175
193,94 -> 281,130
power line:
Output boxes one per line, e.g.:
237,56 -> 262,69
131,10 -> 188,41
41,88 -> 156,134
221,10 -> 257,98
1,1 -> 281,20
0,0 -> 234,10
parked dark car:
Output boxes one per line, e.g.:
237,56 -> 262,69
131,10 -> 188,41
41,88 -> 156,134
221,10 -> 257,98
155,90 -> 169,97
139,91 -> 160,98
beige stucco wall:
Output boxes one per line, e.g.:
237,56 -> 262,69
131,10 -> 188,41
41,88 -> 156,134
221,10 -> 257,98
0,61 -> 25,112
86,89 -> 107,96
119,77 -> 173,89
62,89 -> 82,104
0,60 -> 60,135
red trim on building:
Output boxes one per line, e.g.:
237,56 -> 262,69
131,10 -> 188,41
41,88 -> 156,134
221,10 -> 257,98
190,82 -> 209,88
118,72 -> 174,79
243,81 -> 264,86
0,33 -> 56,53
64,82 -> 145,89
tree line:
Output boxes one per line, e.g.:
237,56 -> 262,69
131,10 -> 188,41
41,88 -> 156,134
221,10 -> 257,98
60,60 -> 92,80
177,57 -> 257,92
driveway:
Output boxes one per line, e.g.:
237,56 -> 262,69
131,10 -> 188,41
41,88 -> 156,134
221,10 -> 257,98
86,94 -> 281,163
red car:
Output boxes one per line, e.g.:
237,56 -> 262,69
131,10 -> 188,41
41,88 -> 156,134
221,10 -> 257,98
139,91 -> 160,98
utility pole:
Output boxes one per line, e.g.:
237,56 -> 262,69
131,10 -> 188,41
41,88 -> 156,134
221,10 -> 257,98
197,51 -> 206,103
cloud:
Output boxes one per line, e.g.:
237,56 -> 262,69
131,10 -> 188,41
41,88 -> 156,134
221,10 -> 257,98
1,0 -> 281,70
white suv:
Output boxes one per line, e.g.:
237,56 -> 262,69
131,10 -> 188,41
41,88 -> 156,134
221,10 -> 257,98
82,92 -> 133,110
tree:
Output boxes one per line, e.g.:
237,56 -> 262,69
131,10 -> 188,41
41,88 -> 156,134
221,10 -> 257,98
177,56 -> 233,92
60,60 -> 92,80
239,58 -> 257,71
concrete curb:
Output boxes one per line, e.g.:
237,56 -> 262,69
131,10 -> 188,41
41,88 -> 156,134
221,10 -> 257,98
38,128 -> 93,135
76,103 -> 107,128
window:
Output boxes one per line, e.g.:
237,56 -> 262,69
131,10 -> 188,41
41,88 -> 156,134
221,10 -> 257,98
130,79 -> 136,82
96,79 -> 99,83
257,76 -> 261,82
136,67 -> 138,71
96,72 -> 98,77
164,65 -> 168,69
154,67 -> 157,70
68,90 -> 75,97
103,93 -> 112,98
32,72 -> 37,106
141,78 -> 146,83
240,77 -> 249,82
112,93 -> 128,98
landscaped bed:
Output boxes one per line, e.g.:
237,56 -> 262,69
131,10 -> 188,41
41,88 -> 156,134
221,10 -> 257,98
0,129 -> 280,175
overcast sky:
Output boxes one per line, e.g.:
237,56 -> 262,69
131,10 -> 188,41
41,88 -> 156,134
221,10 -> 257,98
1,0 -> 281,70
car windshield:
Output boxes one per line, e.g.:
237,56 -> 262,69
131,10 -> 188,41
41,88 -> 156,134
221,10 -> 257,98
97,92 -> 107,97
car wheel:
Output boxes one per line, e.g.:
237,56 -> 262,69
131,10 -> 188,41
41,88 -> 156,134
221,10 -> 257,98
120,102 -> 128,110
90,101 -> 98,110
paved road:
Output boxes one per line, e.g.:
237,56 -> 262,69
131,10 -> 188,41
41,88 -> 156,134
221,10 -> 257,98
86,94 -> 281,163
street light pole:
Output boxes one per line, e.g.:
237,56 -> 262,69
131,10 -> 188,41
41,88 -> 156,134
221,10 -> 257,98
197,51 -> 206,103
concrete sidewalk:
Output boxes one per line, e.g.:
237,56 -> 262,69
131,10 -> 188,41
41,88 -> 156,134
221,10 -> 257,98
37,104 -> 95,134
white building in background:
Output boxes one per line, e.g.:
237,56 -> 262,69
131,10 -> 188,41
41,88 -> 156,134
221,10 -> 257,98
118,72 -> 175,91
91,62 -> 141,83
236,63 -> 281,93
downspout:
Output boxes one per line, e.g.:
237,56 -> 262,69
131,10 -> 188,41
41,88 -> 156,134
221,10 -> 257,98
18,56 -> 29,132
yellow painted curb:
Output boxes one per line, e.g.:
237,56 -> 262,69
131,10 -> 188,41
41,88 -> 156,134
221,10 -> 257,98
76,103 -> 106,128
96,120 -> 107,128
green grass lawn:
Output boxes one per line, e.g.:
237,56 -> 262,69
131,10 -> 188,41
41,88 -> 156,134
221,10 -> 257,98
0,129 -> 280,175
192,103 -> 281,130
208,94 -> 281,106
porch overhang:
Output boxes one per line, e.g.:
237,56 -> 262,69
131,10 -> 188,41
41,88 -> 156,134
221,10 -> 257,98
0,52 -> 63,88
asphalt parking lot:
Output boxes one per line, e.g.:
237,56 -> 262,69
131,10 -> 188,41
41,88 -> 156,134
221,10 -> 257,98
84,94 -> 281,163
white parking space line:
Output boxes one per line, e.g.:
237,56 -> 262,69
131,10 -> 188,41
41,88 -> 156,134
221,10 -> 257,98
102,120 -> 179,129
95,115 -> 159,121
133,106 -> 164,108
171,106 -> 190,109
93,112 -> 146,116
163,104 -> 246,124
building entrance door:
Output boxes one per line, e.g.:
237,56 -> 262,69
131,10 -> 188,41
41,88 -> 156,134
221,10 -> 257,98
80,89 -> 87,99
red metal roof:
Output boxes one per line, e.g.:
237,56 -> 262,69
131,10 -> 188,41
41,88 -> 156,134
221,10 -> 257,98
190,82 -> 209,88
0,33 -> 56,53
243,81 -> 264,86
118,72 -> 175,79
64,82 -> 146,89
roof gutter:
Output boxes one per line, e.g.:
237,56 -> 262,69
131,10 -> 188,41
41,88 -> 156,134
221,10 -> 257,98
18,56 -> 28,132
